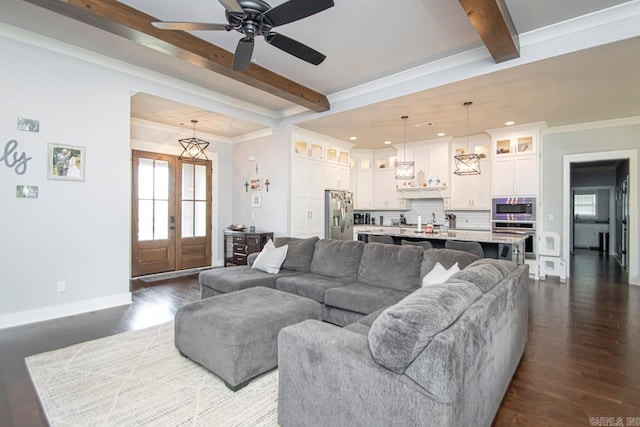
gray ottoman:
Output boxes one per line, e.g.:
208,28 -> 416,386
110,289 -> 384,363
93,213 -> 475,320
175,287 -> 322,391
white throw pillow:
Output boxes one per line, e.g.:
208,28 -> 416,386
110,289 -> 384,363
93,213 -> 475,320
422,262 -> 460,287
251,240 -> 288,274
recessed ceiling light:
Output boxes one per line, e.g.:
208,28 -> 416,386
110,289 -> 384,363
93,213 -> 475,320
505,121 -> 515,126
414,121 -> 434,128
349,136 -> 358,141
384,140 -> 392,145
437,132 -> 446,137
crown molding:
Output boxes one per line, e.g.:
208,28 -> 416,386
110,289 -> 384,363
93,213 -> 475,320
545,116 -> 640,134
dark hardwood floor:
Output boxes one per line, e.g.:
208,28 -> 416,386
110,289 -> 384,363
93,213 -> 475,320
1,252 -> 638,426
495,250 -> 640,426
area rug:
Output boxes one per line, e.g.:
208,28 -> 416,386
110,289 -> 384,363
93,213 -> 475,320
25,321 -> 278,426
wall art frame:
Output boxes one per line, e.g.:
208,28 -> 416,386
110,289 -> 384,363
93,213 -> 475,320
48,143 -> 85,181
250,178 -> 261,191
251,193 -> 261,207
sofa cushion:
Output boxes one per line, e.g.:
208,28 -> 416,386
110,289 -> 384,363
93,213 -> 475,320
274,236 -> 319,273
421,262 -> 460,287
357,243 -> 423,291
310,239 -> 365,280
467,258 -> 518,277
324,282 -> 410,315
449,263 -> 505,293
421,248 -> 480,280
275,273 -> 348,303
252,240 -> 288,274
199,266 -> 300,295
368,280 -> 482,374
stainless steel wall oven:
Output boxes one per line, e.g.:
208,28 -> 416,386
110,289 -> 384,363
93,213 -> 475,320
492,197 -> 536,222
492,221 -> 536,258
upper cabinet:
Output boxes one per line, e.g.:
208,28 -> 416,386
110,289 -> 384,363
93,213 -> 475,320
352,150 -> 373,209
396,140 -> 450,189
487,124 -> 544,197
290,129 -> 354,237
450,136 -> 492,210
350,148 -> 410,210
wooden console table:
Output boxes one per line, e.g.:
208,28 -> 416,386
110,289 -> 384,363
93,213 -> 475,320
223,230 -> 273,266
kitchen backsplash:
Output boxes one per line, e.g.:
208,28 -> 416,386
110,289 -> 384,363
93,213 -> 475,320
357,199 -> 491,230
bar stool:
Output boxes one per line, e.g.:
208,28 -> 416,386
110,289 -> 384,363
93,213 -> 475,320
445,240 -> 484,258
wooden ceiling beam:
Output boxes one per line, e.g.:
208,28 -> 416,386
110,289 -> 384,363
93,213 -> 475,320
458,0 -> 520,63
23,0 -> 330,112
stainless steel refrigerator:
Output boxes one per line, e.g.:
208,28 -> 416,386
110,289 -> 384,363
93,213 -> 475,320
325,190 -> 354,240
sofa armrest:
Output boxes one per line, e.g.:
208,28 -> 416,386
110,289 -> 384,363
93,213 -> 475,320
277,320 -> 450,427
247,252 -> 259,267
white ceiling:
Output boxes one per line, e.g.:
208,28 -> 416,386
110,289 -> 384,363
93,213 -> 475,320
2,0 -> 640,147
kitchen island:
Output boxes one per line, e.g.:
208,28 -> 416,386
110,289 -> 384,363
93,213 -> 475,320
357,227 -> 527,264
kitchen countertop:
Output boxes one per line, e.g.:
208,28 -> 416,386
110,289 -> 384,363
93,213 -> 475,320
357,227 -> 527,245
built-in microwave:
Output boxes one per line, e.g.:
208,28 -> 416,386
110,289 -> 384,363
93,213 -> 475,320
492,197 -> 536,222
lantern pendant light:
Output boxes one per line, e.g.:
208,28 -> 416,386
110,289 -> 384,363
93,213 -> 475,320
454,101 -> 481,176
395,115 -> 415,180
179,119 -> 210,161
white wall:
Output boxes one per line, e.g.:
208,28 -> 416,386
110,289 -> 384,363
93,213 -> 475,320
542,121 -> 639,284
0,33 -> 239,327
231,128 -> 290,237
0,35 -> 131,327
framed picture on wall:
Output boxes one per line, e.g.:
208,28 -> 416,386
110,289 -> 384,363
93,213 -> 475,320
17,117 -> 40,132
48,143 -> 85,181
251,193 -> 261,207
250,178 -> 261,191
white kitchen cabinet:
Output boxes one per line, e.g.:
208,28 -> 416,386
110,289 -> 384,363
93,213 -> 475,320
427,143 -> 450,187
400,140 -> 450,188
574,223 -> 610,248
352,151 -> 373,209
324,163 -> 349,190
488,125 -> 542,197
291,156 -> 324,238
451,158 -> 491,210
355,169 -> 373,209
291,130 -> 354,238
574,223 -> 597,248
450,139 -> 491,210
373,168 -> 410,209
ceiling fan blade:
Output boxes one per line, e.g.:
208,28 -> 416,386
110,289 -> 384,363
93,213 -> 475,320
233,37 -> 254,71
217,0 -> 244,14
152,22 -> 230,31
265,32 -> 326,65
262,0 -> 334,27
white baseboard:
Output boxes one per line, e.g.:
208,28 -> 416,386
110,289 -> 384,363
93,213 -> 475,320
0,293 -> 132,330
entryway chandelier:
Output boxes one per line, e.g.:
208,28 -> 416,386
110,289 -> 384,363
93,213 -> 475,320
179,119 -> 210,161
454,101 -> 481,176
395,115 -> 415,180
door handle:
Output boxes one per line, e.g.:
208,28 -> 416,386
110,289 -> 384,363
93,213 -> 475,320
170,216 -> 175,224
170,226 -> 175,230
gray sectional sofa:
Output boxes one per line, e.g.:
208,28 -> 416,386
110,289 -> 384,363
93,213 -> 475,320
198,236 -> 529,426
199,236 -> 481,326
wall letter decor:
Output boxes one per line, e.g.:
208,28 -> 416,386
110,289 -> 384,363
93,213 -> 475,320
1,139 -> 32,175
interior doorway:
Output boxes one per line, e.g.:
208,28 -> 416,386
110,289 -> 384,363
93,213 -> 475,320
131,150 -> 212,277
563,150 -> 637,284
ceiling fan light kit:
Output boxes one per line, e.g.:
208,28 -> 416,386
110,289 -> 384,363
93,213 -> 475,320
153,0 -> 334,71
454,101 -> 482,176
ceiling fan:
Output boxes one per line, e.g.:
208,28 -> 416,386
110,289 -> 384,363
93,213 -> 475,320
152,0 -> 334,71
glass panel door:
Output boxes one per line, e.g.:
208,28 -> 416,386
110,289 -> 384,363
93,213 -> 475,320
131,151 -> 176,277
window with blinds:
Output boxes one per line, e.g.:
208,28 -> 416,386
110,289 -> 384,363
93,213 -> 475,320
574,193 -> 597,217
